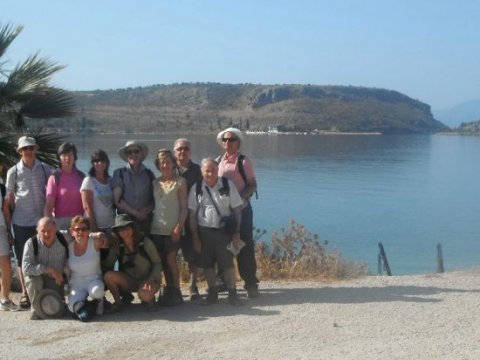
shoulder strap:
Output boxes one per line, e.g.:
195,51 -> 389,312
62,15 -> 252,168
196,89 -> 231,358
33,236 -> 39,256
237,154 -> 258,199
221,176 -> 229,194
33,233 -> 69,258
146,169 -> 155,183
56,231 -> 69,259
195,180 -> 203,198
0,183 -> 5,199
138,241 -> 152,264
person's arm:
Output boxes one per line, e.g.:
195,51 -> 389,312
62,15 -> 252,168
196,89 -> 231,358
143,238 -> 163,286
22,239 -> 45,277
2,192 -> 15,235
172,179 -> 188,243
91,232 -> 109,251
188,209 -> 201,253
239,157 -> 257,200
113,185 -> 143,220
81,189 -> 98,231
44,175 -> 56,217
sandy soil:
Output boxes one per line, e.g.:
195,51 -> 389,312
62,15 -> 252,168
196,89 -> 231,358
1,269 -> 479,360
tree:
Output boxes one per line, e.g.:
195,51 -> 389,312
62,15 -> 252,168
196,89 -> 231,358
0,23 -> 75,171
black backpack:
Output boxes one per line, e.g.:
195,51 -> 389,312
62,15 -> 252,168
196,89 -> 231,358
118,240 -> 152,271
32,231 -> 69,259
216,154 -> 258,199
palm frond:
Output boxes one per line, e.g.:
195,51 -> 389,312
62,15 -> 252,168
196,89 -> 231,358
0,23 -> 23,59
19,87 -> 76,119
6,53 -> 66,95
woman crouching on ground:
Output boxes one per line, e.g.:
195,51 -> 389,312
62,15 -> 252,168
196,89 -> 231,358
104,214 -> 162,313
68,216 -> 109,321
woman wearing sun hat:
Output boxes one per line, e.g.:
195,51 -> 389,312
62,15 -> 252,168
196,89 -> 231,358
103,214 -> 162,313
216,127 -> 259,298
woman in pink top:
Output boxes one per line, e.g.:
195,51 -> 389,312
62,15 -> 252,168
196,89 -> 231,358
216,128 -> 259,298
45,142 -> 85,230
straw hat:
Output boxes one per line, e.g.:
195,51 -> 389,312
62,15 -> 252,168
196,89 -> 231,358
33,289 -> 65,319
118,140 -> 149,162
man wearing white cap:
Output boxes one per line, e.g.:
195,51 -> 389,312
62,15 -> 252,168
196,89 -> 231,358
112,140 -> 155,235
3,136 -> 52,309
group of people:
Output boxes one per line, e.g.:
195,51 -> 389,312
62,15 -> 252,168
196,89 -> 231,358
0,127 -> 259,321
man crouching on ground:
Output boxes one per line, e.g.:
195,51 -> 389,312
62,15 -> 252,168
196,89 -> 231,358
188,158 -> 243,306
22,217 -> 67,320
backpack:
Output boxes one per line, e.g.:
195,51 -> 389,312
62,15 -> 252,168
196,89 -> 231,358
32,231 -> 69,259
118,240 -> 152,271
117,167 -> 155,205
53,168 -> 85,183
216,154 -> 258,199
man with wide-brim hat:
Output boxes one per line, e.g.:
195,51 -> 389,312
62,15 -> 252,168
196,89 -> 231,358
112,140 -> 155,236
4,136 -> 52,309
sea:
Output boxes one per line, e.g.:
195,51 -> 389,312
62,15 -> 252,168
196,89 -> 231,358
70,133 -> 480,275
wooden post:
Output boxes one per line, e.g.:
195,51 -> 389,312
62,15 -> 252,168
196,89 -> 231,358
437,243 -> 444,273
378,242 -> 392,276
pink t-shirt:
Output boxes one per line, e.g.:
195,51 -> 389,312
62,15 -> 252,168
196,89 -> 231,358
217,152 -> 256,193
46,169 -> 84,217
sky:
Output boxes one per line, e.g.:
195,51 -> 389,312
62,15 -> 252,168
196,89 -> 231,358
2,0 -> 480,111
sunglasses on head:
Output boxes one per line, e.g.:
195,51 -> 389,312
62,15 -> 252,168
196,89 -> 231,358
126,148 -> 141,155
222,137 -> 238,143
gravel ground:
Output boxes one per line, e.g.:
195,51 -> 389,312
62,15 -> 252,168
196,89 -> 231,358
1,269 -> 480,359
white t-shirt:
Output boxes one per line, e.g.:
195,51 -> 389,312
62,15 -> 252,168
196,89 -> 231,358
80,176 -> 115,229
188,178 -> 243,228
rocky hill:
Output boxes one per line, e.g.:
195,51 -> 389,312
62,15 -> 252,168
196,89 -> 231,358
41,83 -> 448,134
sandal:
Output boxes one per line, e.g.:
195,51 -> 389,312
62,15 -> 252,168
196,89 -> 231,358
20,294 -> 31,309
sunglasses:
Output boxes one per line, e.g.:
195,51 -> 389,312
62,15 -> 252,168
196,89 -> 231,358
126,148 -> 141,155
175,146 -> 190,152
21,146 -> 36,151
222,137 -> 238,143
92,159 -> 105,164
72,226 -> 89,232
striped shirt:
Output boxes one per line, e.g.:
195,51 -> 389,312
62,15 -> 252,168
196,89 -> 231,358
22,235 -> 67,277
6,160 -> 51,226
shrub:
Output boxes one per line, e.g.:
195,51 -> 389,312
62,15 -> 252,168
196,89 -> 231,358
255,220 -> 368,280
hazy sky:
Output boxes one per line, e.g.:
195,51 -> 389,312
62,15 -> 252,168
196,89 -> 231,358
3,0 -> 479,110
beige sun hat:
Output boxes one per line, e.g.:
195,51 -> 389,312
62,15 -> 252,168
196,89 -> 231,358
16,136 -> 39,152
118,140 -> 149,162
216,127 -> 244,146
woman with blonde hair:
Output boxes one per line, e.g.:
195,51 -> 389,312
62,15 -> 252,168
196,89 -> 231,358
150,149 -> 188,306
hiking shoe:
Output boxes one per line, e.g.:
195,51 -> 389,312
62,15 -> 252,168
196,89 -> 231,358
246,286 -> 259,299
0,299 -> 20,312
30,312 -> 42,320
190,286 -> 201,301
121,293 -> 134,305
228,289 -> 243,306
201,288 -> 218,305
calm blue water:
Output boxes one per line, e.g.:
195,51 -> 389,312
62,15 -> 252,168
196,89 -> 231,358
71,133 -> 480,275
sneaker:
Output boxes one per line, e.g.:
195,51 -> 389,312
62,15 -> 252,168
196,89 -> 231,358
201,288 -> 218,305
246,286 -> 259,299
0,299 -> 20,312
30,312 -> 42,320
190,286 -> 201,301
228,289 -> 243,306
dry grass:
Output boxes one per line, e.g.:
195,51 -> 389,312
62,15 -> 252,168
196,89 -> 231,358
254,220 -> 368,280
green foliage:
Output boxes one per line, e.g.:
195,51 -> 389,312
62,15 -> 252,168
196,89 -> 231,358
0,22 -> 74,170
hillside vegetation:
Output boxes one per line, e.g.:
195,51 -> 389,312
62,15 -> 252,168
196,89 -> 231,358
35,83 -> 448,134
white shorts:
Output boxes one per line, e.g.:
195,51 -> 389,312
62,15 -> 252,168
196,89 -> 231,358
0,226 -> 10,257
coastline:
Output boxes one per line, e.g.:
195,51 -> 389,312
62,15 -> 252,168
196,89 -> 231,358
3,268 -> 479,359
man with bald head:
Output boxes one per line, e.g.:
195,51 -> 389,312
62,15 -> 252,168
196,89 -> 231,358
22,217 -> 68,320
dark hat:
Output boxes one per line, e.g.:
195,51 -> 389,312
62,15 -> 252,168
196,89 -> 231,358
111,213 -> 135,231
33,289 -> 65,319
